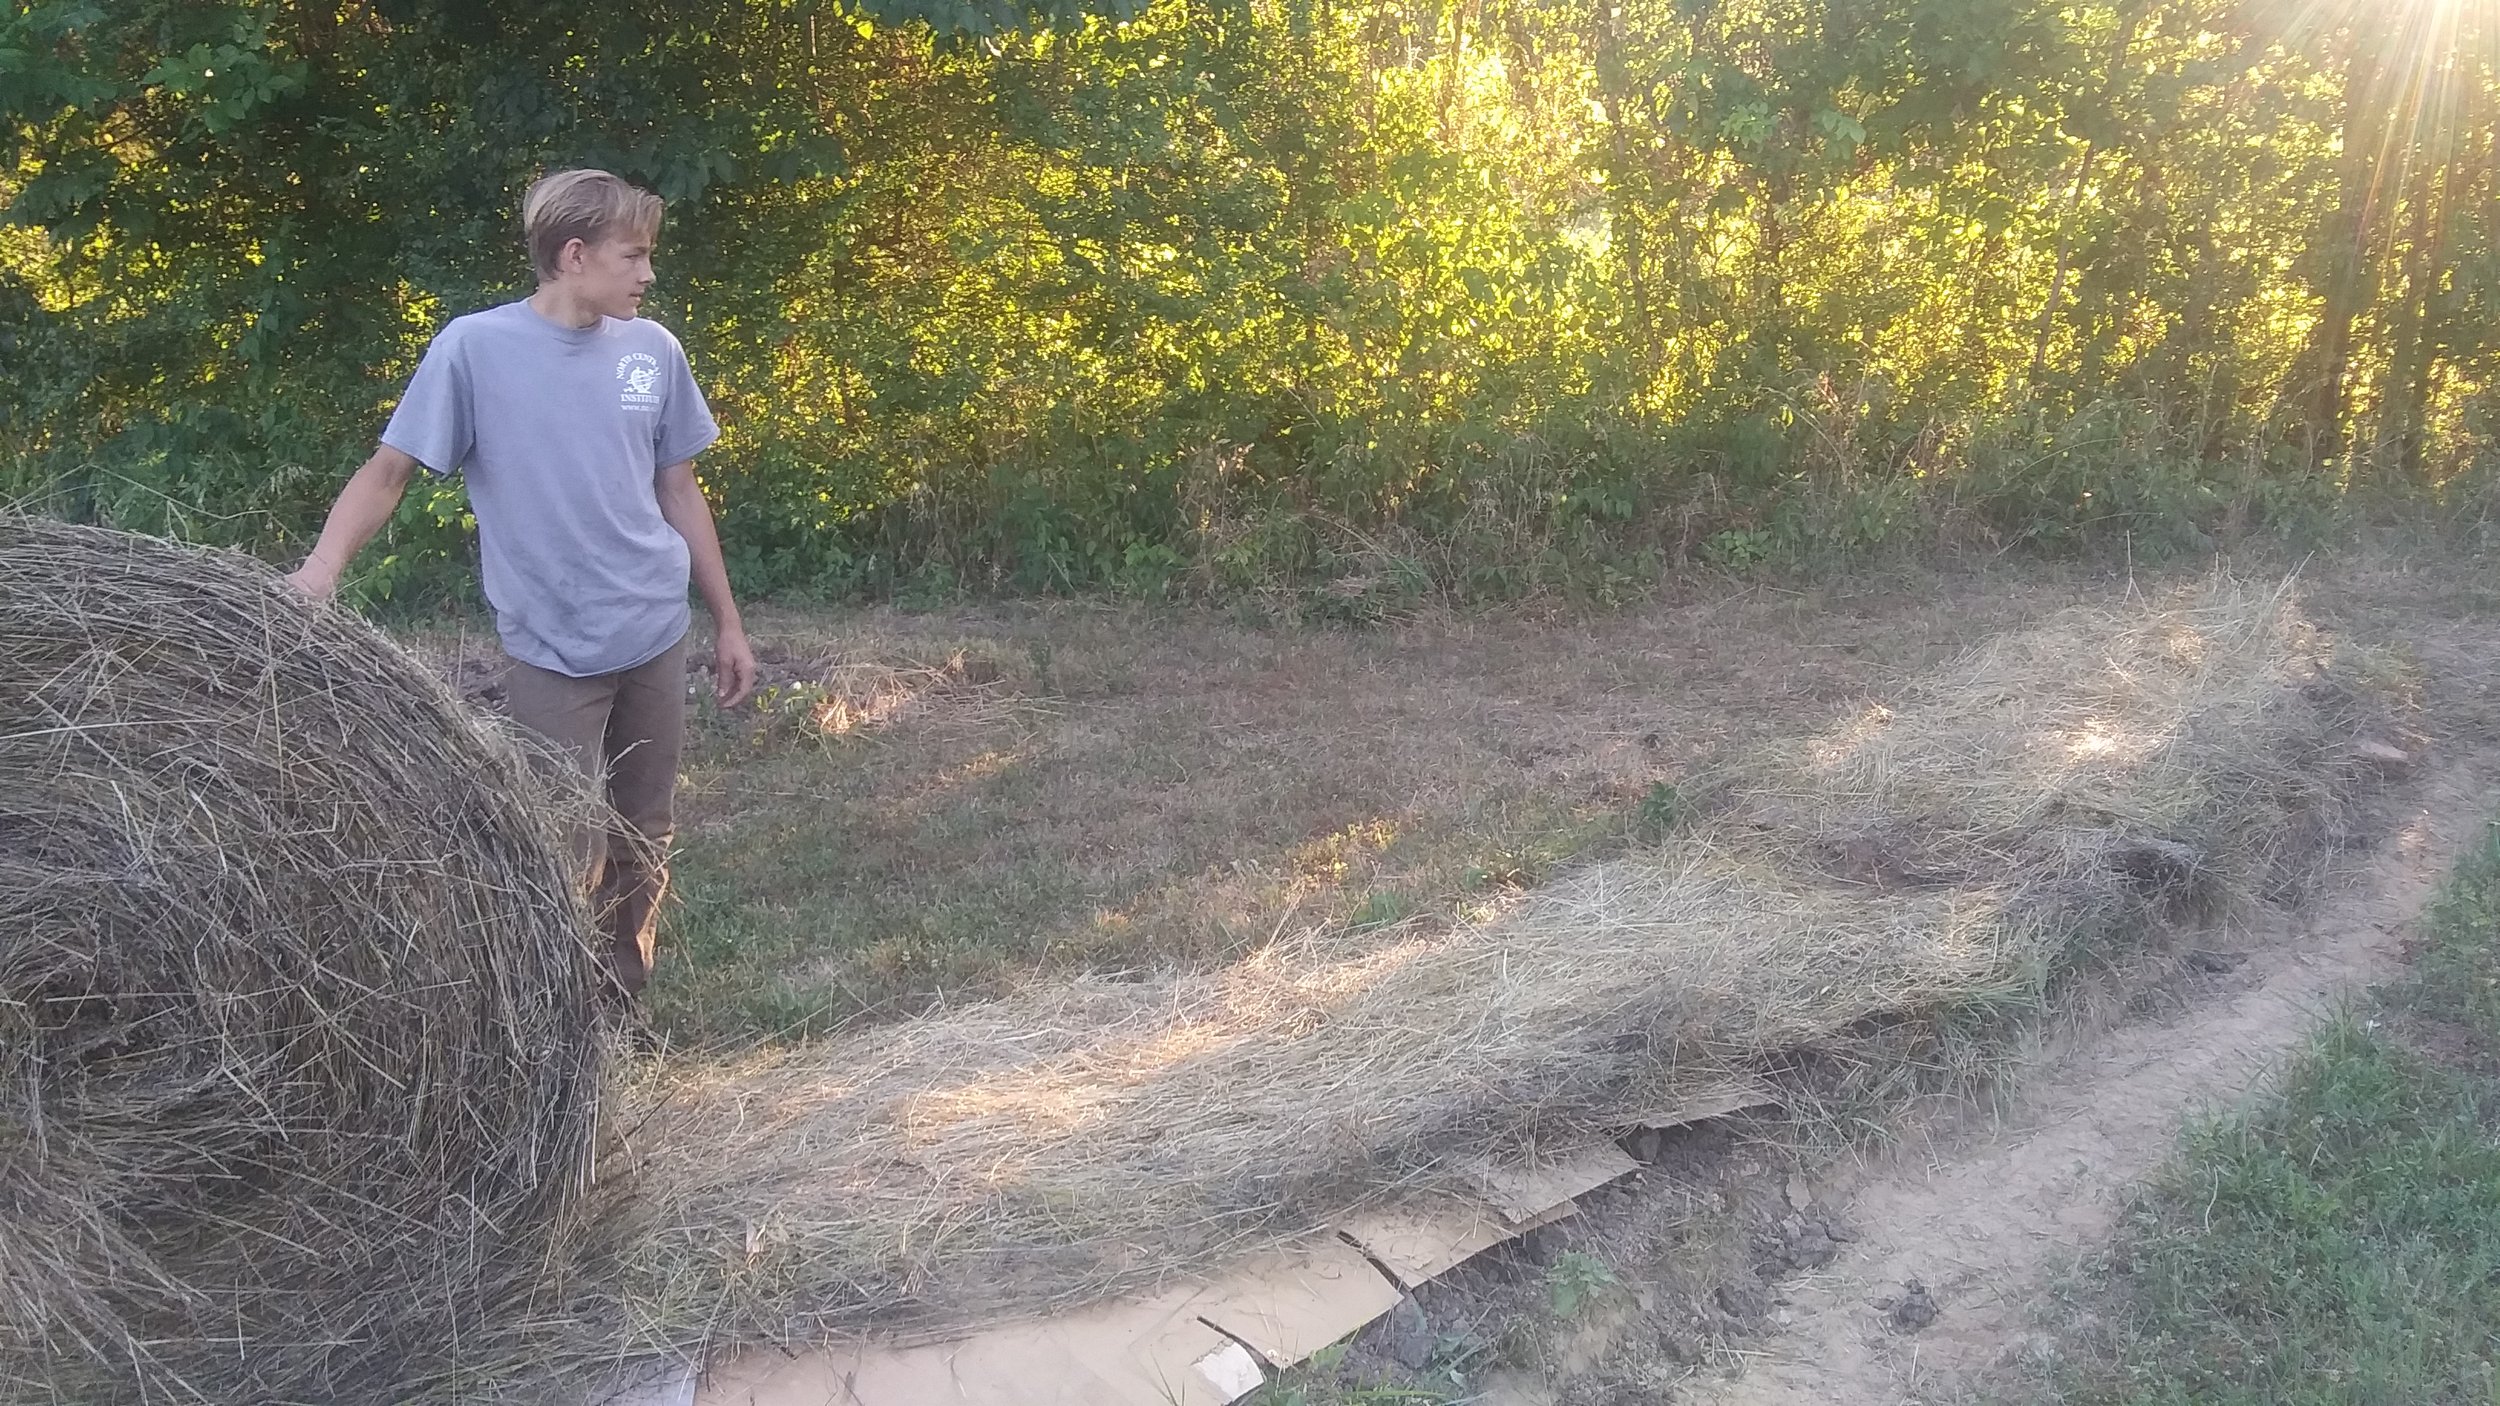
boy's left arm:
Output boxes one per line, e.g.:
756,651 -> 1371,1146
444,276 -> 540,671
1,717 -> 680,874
657,459 -> 757,708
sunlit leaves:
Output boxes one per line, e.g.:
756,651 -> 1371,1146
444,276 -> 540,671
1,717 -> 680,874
4,0 -> 2499,599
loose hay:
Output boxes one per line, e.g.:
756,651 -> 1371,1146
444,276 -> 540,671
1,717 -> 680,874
1720,576 -> 2359,921
0,519 -> 606,1404
615,576 -> 2389,1351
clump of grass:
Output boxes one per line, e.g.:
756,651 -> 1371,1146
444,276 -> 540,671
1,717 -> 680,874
597,577 -> 2389,1359
2019,821 -> 2500,1406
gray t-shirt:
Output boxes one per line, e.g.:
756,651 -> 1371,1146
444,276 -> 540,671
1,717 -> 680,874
382,300 -> 720,677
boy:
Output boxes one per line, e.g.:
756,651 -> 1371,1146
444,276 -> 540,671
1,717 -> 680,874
288,168 -> 756,1002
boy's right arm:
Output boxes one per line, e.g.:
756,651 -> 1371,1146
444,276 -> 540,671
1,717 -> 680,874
286,445 -> 422,598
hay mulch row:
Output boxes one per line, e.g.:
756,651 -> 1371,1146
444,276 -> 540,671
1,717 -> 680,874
609,576 -> 2394,1357
0,519 -> 608,1406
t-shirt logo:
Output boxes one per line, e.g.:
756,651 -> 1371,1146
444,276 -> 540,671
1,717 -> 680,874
616,352 -> 663,411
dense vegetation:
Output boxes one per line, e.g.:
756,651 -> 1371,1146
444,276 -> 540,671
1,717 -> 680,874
6,0 -> 2497,605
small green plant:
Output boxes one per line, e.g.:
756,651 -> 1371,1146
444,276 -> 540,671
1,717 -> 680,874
1545,1249 -> 1617,1320
1023,637 -> 1058,692
1703,527 -> 1773,571
726,680 -> 836,747
1633,781 -> 1683,843
1347,890 -> 1413,931
1117,539 -> 1186,597
896,559 -> 961,610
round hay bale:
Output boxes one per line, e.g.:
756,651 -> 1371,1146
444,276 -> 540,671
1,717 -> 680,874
0,519 -> 605,1404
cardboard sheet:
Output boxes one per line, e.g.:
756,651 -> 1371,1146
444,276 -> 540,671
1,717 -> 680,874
680,1102 -> 1783,1406
697,1288 -> 1259,1406
1184,1234 -> 1407,1366
1614,1082 -> 1778,1132
1335,1200 -> 1517,1289
1465,1143 -> 1639,1224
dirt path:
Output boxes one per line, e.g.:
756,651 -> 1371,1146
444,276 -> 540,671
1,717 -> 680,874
1662,760 -> 2497,1405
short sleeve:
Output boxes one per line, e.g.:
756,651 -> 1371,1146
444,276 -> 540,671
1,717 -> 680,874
380,328 -> 475,476
653,337 -> 720,467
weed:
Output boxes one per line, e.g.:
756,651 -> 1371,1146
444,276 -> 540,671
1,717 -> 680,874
896,560 -> 962,610
1348,890 -> 1413,931
1704,527 -> 1774,572
1244,1328 -> 1477,1406
1632,781 -> 1683,844
1545,1250 -> 1618,1321
1023,636 -> 1057,692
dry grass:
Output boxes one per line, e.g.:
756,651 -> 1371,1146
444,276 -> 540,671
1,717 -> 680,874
596,576 -> 2387,1359
1722,577 -> 2373,922
0,519 -> 608,1405
399,572 -> 2070,1046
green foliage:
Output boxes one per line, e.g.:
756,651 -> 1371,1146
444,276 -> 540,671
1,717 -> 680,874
5,0 -> 2498,597
1544,1248 -> 1617,1320
1632,781 -> 1683,843
1347,889 -> 1413,931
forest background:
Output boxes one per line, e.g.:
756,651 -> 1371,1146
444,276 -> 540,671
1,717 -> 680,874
4,0 -> 2494,609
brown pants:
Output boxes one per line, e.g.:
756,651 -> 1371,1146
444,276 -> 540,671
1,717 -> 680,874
504,634 -> 688,999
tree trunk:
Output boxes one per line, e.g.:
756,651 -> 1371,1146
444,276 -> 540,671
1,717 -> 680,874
2308,43 -> 2392,471
1588,0 -> 1654,361
2028,1 -> 2145,387
2393,83 -> 2470,482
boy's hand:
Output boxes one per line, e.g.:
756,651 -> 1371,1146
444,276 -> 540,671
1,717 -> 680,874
285,561 -> 341,599
714,628 -> 758,710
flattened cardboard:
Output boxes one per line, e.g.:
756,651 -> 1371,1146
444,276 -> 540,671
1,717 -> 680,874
705,1335 -> 1165,1406
1517,1199 -> 1580,1232
698,1289 -> 1255,1406
1615,1082 -> 1778,1132
1186,1234 -> 1406,1367
1035,1288 -> 1263,1404
1465,1143 -> 1639,1224
1335,1200 -> 1517,1289
1192,1341 -> 1265,1398
684,1104 -> 1773,1406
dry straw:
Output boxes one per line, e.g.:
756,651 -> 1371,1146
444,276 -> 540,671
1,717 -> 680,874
611,575 -> 2382,1352
0,519 -> 607,1405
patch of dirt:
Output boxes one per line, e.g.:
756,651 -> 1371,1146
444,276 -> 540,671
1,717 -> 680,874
1629,762 -> 2497,1406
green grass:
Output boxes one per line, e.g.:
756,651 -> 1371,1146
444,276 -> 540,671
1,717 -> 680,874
2026,819 -> 2500,1405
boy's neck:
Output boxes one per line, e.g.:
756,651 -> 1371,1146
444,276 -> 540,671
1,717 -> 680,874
527,284 -> 603,329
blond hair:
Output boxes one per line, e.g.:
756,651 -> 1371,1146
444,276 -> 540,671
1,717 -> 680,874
520,169 -> 664,281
